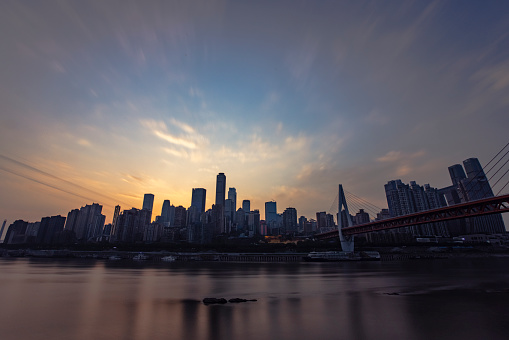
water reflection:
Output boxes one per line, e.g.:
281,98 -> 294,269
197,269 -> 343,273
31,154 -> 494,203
0,258 -> 509,340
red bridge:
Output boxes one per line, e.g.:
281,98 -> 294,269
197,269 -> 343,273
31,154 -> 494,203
316,193 -> 509,240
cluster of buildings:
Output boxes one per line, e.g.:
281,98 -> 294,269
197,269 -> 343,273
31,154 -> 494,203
1,158 -> 505,246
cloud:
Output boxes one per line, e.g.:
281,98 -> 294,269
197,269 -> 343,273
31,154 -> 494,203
141,119 -> 207,150
377,151 -> 402,163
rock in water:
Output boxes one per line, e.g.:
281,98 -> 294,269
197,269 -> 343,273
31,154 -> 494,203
203,298 -> 227,305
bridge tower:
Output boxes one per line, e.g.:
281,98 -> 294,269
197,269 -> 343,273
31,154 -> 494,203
337,184 -> 354,252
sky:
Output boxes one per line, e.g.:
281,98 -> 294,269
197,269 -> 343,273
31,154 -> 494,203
0,0 -> 508,227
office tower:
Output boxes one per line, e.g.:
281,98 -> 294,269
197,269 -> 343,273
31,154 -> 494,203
215,173 -> 226,234
247,209 -> 260,236
225,198 -> 234,232
265,201 -> 277,225
235,208 -> 246,231
299,216 -> 307,232
283,207 -> 298,234
444,158 -> 505,234
191,188 -> 206,214
228,188 -> 237,213
448,164 -> 467,187
316,212 -> 327,230
215,173 -> 226,207
143,193 -> 154,211
460,158 -> 495,201
242,200 -> 250,213
160,200 -> 171,225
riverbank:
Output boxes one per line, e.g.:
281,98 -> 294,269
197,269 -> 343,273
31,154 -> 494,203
2,246 -> 508,262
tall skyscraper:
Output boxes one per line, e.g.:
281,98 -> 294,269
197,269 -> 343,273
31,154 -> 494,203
159,200 -> 171,226
242,200 -> 250,213
448,164 -> 467,187
214,173 -> 226,234
443,158 -> 505,234
215,173 -> 226,207
143,193 -> 155,211
191,188 -> 207,214
112,205 -> 121,226
228,188 -> 237,212
265,201 -> 277,225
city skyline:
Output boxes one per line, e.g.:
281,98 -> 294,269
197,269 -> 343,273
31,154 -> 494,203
1,1 -> 508,225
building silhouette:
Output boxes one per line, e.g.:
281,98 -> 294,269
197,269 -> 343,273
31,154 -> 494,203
242,200 -> 250,213
441,158 -> 505,235
191,188 -> 206,214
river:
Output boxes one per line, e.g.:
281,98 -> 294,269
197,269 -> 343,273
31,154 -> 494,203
0,257 -> 508,340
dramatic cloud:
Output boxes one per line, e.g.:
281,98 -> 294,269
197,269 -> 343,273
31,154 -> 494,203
0,1 -> 508,224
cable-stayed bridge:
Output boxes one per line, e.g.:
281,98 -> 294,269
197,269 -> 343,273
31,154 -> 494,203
316,192 -> 509,241
318,142 -> 509,251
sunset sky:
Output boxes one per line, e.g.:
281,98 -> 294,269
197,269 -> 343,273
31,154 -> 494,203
1,1 -> 508,227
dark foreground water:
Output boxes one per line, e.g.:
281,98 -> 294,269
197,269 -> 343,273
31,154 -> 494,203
1,257 -> 509,340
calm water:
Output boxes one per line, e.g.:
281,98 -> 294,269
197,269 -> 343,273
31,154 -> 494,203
1,257 -> 509,340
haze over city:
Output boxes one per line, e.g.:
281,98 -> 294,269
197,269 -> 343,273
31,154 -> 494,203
1,0 -> 508,225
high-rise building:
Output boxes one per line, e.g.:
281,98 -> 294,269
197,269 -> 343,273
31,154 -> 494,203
228,188 -> 237,213
215,173 -> 226,234
385,180 -> 448,237
283,207 -> 298,234
160,200 -> 171,226
72,203 -> 106,242
215,173 -> 226,207
3,220 -> 28,244
443,158 -> 505,234
191,188 -> 206,214
174,206 -> 187,228
353,209 -> 370,225
36,215 -> 66,244
225,198 -> 234,233
112,205 -> 121,226
265,201 -> 277,225
113,208 -> 151,243
242,200 -> 250,213
247,209 -> 260,236
143,193 -> 155,211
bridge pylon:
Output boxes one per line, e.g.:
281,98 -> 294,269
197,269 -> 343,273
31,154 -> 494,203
337,184 -> 354,252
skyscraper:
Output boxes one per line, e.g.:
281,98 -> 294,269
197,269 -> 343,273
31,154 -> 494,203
444,158 -> 505,234
265,201 -> 277,225
283,207 -> 298,234
242,200 -> 250,213
215,173 -> 226,207
191,188 -> 206,214
160,200 -> 171,225
228,188 -> 237,213
385,180 -> 448,237
143,193 -> 155,211
214,173 -> 226,234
